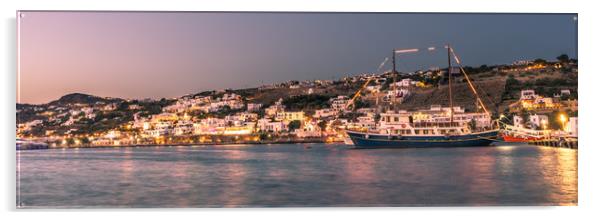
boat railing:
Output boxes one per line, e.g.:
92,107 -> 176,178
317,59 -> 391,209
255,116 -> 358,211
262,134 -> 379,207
411,122 -> 463,128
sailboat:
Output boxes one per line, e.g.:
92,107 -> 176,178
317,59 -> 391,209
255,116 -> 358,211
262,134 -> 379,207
345,45 -> 499,148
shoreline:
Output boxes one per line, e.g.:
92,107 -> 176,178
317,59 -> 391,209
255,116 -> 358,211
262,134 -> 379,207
35,138 -> 344,150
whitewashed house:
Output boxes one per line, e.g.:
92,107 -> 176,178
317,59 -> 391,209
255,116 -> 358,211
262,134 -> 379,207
247,103 -> 263,112
313,108 -> 337,118
174,121 -> 194,136
566,117 -> 578,137
520,90 -> 537,100
365,85 -> 381,93
400,78 -> 412,87
528,114 -> 549,128
330,96 -> 349,112
257,118 -> 286,133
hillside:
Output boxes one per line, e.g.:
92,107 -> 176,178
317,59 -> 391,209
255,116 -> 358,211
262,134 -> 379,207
400,78 -> 506,113
48,93 -> 122,106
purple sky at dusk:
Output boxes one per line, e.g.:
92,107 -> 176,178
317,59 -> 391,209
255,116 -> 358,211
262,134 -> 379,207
18,12 -> 577,104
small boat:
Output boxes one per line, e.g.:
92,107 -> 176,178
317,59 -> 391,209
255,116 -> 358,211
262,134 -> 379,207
16,138 -> 49,150
501,134 -> 542,142
500,124 -> 549,143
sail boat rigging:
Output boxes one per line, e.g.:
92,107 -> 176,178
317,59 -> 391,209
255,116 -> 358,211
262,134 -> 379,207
345,44 -> 499,148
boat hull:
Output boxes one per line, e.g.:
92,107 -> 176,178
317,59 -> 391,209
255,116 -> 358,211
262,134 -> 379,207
16,142 -> 49,150
346,130 -> 499,149
501,134 -> 542,143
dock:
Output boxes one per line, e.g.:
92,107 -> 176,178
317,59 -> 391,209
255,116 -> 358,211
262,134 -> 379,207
529,137 -> 578,149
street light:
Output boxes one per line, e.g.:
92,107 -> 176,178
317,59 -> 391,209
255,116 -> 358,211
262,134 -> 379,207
559,114 -> 567,131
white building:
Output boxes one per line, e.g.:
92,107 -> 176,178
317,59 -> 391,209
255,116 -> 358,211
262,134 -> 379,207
400,78 -> 412,87
105,130 -> 122,139
386,88 -> 410,100
225,115 -> 245,127
566,117 -> 578,137
276,111 -> 305,122
356,115 -> 377,130
513,115 -> 525,128
528,114 -> 549,128
520,90 -> 537,100
200,117 -> 226,127
365,85 -> 381,93
307,88 -> 314,94
174,122 -> 194,136
235,112 -> 259,122
356,108 -> 376,114
554,89 -> 571,98
257,119 -> 286,133
146,127 -> 170,137
69,109 -> 81,116
222,93 -> 241,101
313,108 -> 337,118
247,103 -> 263,112
103,103 -> 117,111
19,119 -> 43,131
265,99 -> 285,117
193,122 -> 222,135
128,104 -> 142,110
389,81 -> 404,88
330,96 -> 349,112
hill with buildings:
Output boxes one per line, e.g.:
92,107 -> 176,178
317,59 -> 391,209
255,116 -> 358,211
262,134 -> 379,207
16,55 -> 578,146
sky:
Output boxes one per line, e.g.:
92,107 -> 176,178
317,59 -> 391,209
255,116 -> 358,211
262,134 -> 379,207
18,12 -> 577,104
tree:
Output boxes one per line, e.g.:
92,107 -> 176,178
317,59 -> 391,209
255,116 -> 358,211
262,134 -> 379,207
556,54 -> 570,63
502,75 -> 521,100
66,138 -> 75,146
353,99 -> 370,109
533,58 -> 547,65
259,132 -> 269,141
282,94 -> 332,111
317,120 -> 328,136
478,64 -> 489,73
81,137 -> 90,146
331,119 -> 343,131
288,120 -> 302,132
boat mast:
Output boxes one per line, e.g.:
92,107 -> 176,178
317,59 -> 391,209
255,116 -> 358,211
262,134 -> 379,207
391,50 -> 397,109
392,50 -> 397,76
448,47 -> 490,116
447,44 -> 454,124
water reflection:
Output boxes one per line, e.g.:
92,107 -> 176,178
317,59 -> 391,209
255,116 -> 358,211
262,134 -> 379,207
456,149 -> 499,205
17,144 -> 577,207
539,147 -> 578,205
342,150 -> 380,204
219,147 -> 249,207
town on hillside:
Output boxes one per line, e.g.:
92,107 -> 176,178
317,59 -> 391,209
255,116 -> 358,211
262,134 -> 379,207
16,55 -> 578,147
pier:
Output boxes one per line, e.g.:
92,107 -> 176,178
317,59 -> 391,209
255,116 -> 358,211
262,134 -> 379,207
529,137 -> 578,149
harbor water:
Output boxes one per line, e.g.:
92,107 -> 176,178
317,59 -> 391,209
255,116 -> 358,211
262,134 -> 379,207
17,143 -> 577,208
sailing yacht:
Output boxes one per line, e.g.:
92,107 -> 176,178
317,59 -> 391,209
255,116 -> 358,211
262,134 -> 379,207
345,45 -> 499,148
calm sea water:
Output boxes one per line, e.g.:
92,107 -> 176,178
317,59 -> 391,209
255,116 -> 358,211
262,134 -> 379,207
16,143 -> 577,208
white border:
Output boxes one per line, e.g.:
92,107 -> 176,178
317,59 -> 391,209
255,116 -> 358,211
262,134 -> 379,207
2,0 -> 600,219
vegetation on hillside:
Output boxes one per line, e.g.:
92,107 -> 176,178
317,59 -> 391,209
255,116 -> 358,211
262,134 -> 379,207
282,94 -> 333,111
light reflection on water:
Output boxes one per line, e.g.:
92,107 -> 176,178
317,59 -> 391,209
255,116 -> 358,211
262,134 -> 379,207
16,143 -> 577,208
